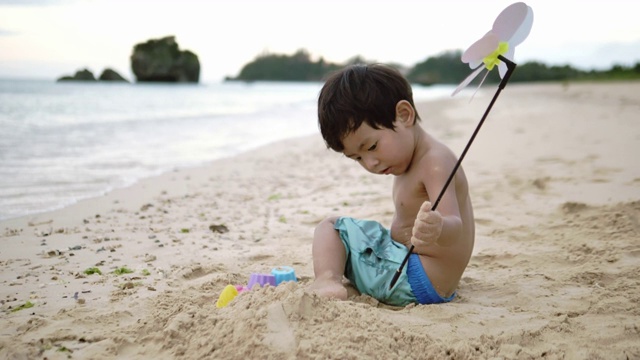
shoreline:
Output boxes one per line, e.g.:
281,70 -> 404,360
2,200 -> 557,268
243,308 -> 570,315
0,134 -> 320,223
1,81 -> 639,359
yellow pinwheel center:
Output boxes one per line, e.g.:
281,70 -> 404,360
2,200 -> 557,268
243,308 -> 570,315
483,42 -> 509,70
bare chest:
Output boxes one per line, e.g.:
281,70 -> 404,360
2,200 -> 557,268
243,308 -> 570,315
391,175 -> 429,242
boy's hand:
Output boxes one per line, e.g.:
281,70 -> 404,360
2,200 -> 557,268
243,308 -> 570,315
411,201 -> 443,248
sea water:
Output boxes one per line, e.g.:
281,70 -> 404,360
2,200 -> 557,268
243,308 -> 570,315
0,78 -> 454,221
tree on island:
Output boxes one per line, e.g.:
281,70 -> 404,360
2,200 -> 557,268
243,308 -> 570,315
228,49 -> 640,84
131,36 -> 200,83
228,49 -> 341,82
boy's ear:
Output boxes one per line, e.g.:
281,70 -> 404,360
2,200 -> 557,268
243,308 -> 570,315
395,100 -> 416,126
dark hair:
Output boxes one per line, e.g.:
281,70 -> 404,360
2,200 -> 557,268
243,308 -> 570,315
317,63 -> 421,152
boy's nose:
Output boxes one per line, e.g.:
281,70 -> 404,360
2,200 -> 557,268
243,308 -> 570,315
363,156 -> 379,170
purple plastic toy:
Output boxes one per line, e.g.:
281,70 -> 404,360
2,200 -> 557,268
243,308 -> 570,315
247,273 -> 276,289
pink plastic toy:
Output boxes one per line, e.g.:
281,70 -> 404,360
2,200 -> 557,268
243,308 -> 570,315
216,266 -> 297,308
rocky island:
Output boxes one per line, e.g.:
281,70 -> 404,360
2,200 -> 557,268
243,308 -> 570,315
56,36 -> 200,83
57,68 -> 128,82
131,36 -> 200,83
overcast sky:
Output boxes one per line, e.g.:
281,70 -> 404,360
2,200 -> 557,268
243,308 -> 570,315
1,0 -> 638,82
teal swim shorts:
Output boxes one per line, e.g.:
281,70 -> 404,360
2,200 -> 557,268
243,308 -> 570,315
335,216 -> 455,307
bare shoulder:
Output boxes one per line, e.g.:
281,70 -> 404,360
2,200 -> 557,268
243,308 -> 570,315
413,134 -> 470,210
416,135 -> 458,177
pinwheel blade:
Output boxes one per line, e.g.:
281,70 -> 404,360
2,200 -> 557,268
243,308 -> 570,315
469,69 -> 492,101
498,62 -> 508,79
461,32 -> 500,67
498,47 -> 515,78
509,6 -> 533,46
493,2 -> 533,45
452,66 -> 485,96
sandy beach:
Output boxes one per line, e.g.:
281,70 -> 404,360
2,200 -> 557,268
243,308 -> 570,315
1,81 -> 639,359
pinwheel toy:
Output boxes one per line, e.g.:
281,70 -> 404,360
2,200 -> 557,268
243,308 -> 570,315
452,2 -> 534,97
390,2 -> 534,290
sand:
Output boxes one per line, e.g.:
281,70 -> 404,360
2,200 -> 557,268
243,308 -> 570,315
1,81 -> 639,359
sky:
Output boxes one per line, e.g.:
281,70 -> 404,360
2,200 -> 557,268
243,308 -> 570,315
0,0 -> 639,83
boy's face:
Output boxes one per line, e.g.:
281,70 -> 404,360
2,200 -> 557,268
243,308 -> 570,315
341,119 -> 415,176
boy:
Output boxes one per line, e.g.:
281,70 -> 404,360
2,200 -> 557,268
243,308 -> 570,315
308,64 -> 475,306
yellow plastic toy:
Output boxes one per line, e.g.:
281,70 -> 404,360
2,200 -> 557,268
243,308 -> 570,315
216,284 -> 239,308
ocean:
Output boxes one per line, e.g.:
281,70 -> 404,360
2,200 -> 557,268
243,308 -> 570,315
0,78 -> 455,221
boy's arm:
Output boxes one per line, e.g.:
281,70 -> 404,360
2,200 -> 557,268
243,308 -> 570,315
411,200 -> 462,251
411,155 -> 464,253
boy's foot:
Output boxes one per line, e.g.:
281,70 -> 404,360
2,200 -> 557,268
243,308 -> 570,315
307,278 -> 348,300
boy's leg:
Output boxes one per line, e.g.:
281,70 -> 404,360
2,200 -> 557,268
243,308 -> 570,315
308,217 -> 348,300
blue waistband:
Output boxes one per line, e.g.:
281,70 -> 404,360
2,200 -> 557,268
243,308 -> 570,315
406,254 -> 455,304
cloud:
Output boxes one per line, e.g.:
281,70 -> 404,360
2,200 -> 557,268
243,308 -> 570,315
0,0 -> 63,6
592,41 -> 640,66
0,28 -> 18,36
517,37 -> 640,71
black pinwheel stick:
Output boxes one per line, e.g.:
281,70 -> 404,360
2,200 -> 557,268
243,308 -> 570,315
389,55 -> 517,290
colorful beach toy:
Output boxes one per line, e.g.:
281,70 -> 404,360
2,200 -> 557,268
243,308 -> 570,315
271,266 -> 297,285
216,284 -> 239,308
247,273 -> 276,289
216,266 -> 297,308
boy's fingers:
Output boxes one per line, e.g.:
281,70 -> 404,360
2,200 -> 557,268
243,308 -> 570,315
413,223 -> 438,238
416,211 -> 430,221
425,212 -> 442,224
417,210 -> 441,224
414,221 -> 435,233
420,201 -> 432,212
411,237 -> 422,246
411,236 -> 432,247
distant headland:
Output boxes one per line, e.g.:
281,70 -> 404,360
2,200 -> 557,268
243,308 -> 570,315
225,49 -> 640,85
